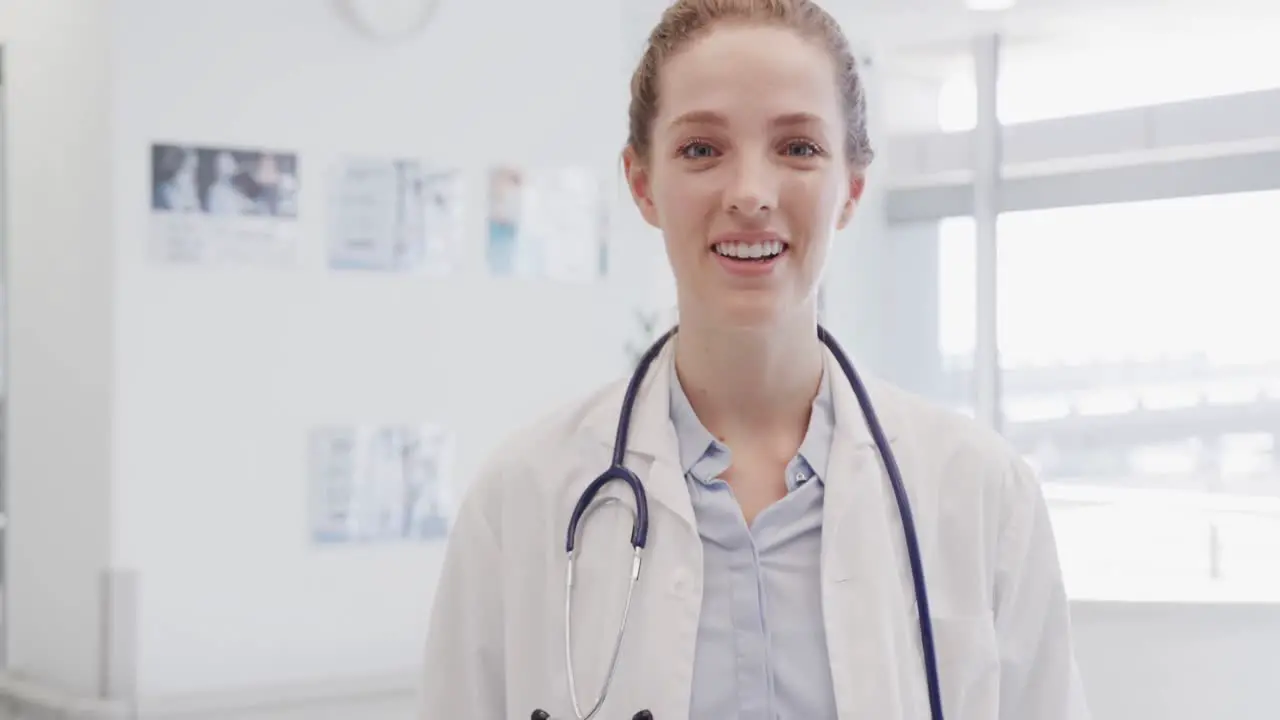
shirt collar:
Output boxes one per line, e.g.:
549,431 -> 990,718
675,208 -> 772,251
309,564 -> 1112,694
667,355 -> 721,473
798,367 -> 835,482
667,352 -> 836,486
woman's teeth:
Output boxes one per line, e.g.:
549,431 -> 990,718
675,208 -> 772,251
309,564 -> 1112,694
713,240 -> 785,260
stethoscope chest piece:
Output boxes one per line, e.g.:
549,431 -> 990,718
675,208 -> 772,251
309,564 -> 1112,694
531,710 -> 652,720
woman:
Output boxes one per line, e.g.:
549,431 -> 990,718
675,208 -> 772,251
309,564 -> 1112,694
422,1 -> 1090,719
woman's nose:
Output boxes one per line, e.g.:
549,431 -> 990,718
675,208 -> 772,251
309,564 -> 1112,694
725,157 -> 778,220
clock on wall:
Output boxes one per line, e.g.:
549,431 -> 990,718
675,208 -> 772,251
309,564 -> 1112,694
338,0 -> 442,43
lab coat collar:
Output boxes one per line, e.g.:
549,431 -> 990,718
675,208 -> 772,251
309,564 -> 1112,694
821,341 -> 899,450
581,338 -> 696,530
820,339 -> 906,581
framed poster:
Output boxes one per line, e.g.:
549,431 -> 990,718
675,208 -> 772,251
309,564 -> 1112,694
307,424 -> 455,545
150,142 -> 300,267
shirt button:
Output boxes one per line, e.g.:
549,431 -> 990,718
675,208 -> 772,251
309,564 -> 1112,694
795,471 -> 807,484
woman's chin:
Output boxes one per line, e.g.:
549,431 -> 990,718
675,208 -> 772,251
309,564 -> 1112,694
710,295 -> 797,330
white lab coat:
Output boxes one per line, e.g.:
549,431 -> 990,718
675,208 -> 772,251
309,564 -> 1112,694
421,342 -> 1091,720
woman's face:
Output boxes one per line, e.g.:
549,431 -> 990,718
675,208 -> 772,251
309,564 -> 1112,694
626,24 -> 864,329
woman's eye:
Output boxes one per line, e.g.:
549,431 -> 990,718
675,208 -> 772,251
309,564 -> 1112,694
784,140 -> 822,157
680,142 -> 719,159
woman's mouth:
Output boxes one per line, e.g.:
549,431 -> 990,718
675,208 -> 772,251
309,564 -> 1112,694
710,240 -> 788,277
711,240 -> 787,262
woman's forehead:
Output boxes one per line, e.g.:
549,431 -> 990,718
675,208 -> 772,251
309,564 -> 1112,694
655,25 -> 842,127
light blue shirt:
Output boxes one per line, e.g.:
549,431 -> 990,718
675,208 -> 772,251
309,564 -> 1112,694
669,359 -> 839,720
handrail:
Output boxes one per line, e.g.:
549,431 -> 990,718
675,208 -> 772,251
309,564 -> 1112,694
1044,481 -> 1280,516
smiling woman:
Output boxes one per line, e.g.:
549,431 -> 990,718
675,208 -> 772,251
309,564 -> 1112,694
421,2 -> 1089,719
623,5 -> 869,347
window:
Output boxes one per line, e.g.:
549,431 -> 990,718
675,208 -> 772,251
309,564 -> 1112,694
937,217 -> 976,418
938,191 -> 1280,600
937,217 -> 975,365
938,23 -> 1280,131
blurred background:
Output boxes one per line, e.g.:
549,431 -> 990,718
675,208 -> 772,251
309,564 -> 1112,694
1,0 -> 1278,718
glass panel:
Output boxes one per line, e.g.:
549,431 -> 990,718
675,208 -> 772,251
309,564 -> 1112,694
938,190 -> 1280,599
937,216 -> 976,418
1006,191 -> 1280,599
882,219 -> 974,415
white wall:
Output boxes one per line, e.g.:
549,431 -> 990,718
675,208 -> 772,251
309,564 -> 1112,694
0,0 -> 116,697
107,0 -> 648,699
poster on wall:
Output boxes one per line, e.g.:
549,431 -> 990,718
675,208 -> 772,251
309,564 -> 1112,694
149,142 -> 300,267
486,165 -> 609,282
329,157 -> 462,274
307,424 -> 455,545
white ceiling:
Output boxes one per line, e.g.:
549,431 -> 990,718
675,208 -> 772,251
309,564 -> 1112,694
835,0 -> 1280,42
829,0 -> 1280,71
834,0 -> 1280,81
627,0 -> 1280,78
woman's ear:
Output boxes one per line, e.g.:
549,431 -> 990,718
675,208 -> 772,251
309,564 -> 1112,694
623,146 -> 660,228
836,171 -> 867,230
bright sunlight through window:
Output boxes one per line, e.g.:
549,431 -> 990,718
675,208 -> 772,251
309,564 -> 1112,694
938,25 -> 1280,130
937,191 -> 1280,601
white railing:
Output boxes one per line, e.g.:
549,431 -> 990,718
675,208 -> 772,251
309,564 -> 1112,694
1044,481 -> 1280,603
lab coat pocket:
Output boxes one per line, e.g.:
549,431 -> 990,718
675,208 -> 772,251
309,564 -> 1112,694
930,614 -> 1000,720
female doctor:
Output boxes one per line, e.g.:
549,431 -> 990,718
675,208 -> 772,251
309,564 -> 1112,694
422,1 -> 1090,718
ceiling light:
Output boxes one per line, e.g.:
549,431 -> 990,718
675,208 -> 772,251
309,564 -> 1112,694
966,0 -> 1017,10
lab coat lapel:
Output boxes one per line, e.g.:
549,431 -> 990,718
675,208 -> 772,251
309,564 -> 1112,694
580,341 -> 696,533
819,349 -> 926,720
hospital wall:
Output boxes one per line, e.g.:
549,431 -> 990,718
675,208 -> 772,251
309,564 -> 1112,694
2,3 -> 1278,720
5,0 -> 646,705
106,0 -> 654,700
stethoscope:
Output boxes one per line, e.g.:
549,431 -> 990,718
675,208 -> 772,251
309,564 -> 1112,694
532,325 -> 944,720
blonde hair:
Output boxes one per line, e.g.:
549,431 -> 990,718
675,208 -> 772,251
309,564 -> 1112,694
627,0 -> 874,169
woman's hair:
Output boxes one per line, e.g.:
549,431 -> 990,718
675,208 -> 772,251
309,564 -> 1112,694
627,0 -> 874,169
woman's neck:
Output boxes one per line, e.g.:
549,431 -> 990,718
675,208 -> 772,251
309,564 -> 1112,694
673,310 -> 824,444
